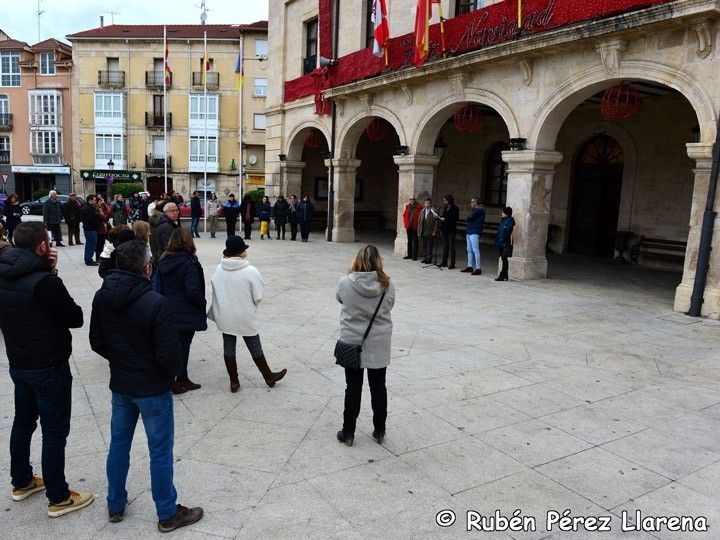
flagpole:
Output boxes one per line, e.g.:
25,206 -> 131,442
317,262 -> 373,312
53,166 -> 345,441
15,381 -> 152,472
238,32 -> 244,202
163,25 -> 168,195
203,30 -> 208,235
437,0 -> 447,57
518,0 -> 523,29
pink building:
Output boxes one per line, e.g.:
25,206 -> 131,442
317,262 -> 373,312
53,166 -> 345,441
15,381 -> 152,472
0,29 -> 73,201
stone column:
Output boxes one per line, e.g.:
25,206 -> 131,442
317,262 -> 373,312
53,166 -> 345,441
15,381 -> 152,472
326,157 -> 361,243
674,143 -> 720,317
280,160 -> 305,198
501,150 -> 563,280
392,154 -> 439,256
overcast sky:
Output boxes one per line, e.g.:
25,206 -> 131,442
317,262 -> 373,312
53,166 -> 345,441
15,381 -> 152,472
3,0 -> 269,45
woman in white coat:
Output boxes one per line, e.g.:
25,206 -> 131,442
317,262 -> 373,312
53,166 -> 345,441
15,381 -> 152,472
207,237 -> 287,392
336,244 -> 395,447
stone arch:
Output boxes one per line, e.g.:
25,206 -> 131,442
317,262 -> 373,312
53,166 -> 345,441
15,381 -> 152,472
529,61 -> 716,150
412,90 -> 521,155
285,120 -> 331,161
337,106 -> 407,158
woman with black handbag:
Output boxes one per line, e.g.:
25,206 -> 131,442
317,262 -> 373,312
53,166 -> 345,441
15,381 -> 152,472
494,207 -> 515,281
335,245 -> 395,447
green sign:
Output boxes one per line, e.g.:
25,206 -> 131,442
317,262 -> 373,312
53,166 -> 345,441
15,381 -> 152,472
80,170 -> 142,182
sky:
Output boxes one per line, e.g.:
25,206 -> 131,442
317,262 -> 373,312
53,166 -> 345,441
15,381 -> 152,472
2,0 -> 269,45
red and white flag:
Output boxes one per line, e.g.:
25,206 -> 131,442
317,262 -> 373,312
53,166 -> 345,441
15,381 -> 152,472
371,0 -> 390,58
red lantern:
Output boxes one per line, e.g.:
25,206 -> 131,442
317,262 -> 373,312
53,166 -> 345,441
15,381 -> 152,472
454,104 -> 484,134
365,118 -> 389,141
304,129 -> 325,149
600,83 -> 641,120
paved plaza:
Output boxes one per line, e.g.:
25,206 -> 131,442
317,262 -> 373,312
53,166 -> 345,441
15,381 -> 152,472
1,231 -> 719,539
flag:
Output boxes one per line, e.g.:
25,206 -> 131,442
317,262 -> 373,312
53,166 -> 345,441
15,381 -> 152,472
371,0 -> 390,59
164,38 -> 171,88
200,55 -> 210,85
413,0 -> 441,67
234,50 -> 244,90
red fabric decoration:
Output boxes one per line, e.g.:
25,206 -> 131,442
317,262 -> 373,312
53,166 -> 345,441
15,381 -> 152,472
285,0 -> 674,105
365,118 -> 389,141
454,105 -> 484,134
311,68 -> 332,115
600,83 -> 641,120
305,129 -> 326,149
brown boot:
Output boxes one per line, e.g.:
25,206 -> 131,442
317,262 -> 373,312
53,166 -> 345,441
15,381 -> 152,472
252,354 -> 287,388
157,504 -> 203,533
224,355 -> 240,393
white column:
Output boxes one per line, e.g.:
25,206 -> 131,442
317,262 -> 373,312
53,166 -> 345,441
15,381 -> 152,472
326,157 -> 361,243
674,143 -> 720,317
502,150 -> 563,280
392,154 -> 439,256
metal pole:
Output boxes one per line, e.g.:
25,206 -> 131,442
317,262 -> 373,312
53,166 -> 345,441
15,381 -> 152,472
688,115 -> 720,317
163,25 -> 168,195
203,30 -> 208,235
239,32 -> 244,201
326,0 -> 340,242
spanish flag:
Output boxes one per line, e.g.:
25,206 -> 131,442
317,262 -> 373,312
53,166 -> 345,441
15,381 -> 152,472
164,40 -> 171,88
413,0 -> 441,67
200,55 -> 211,85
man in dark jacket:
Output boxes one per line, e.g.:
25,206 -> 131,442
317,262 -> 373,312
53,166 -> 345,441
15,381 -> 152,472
190,191 -> 201,239
42,190 -> 64,246
152,203 -> 180,258
438,194 -> 459,269
61,193 -> 83,246
81,195 -> 99,266
225,194 -> 241,238
0,221 -> 94,517
238,194 -> 254,239
462,197 -> 486,275
89,239 -> 203,531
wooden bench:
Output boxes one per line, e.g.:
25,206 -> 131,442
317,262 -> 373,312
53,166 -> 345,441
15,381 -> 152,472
630,236 -> 686,265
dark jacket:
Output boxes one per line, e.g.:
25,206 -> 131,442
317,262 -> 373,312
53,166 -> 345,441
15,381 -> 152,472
257,203 -> 271,221
466,207 -> 486,236
5,203 -> 22,229
153,214 -> 180,257
239,199 -> 255,224
62,199 -> 82,224
190,196 -> 202,218
139,199 -> 150,222
440,203 -> 459,233
495,216 -> 516,249
273,200 -> 289,225
81,204 -> 99,231
111,201 -> 128,225
287,201 -> 299,224
0,249 -> 83,369
43,197 -> 63,225
297,201 -> 314,223
90,269 -> 180,397
154,252 -> 207,332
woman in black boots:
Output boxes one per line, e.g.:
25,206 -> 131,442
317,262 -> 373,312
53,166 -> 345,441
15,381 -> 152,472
494,206 -> 515,281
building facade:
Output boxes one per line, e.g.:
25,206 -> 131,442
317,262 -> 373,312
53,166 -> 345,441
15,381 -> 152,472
67,21 -> 268,199
0,32 -> 73,200
265,0 -> 720,317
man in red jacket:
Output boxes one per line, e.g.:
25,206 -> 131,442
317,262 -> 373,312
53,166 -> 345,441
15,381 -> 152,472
402,196 -> 422,260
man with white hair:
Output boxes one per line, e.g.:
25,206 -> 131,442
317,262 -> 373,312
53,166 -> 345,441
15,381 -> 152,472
152,202 -> 180,258
42,190 -> 64,247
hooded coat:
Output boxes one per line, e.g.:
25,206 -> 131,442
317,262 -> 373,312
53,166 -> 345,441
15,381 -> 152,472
336,272 -> 395,369
208,258 -> 263,337
154,252 -> 207,332
90,270 -> 181,397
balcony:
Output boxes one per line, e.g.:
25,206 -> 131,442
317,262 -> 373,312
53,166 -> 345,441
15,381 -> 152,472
31,153 -> 63,165
0,150 -> 9,165
146,71 -> 172,89
145,112 -> 172,129
192,72 -> 219,90
146,154 -> 172,170
303,55 -> 317,75
98,70 -> 126,87
0,114 -> 12,131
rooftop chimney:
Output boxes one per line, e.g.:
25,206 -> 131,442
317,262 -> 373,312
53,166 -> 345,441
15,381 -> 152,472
100,16 -> 104,28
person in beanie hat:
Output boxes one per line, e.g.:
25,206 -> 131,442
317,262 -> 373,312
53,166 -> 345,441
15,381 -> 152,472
207,236 -> 287,392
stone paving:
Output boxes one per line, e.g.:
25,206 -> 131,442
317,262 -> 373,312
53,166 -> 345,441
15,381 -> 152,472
1,229 -> 719,539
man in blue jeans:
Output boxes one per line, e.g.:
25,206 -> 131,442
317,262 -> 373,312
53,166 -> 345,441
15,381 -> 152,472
190,191 -> 202,238
81,194 -> 99,266
89,239 -> 203,532
0,221 -> 94,517
462,197 -> 486,276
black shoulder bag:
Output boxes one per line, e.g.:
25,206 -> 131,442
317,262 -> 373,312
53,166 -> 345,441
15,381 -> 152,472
334,292 -> 386,370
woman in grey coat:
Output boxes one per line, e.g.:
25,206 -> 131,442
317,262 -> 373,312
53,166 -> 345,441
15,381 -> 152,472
336,244 -> 395,447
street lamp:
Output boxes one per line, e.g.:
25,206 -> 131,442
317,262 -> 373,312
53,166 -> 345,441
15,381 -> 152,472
107,159 -> 115,171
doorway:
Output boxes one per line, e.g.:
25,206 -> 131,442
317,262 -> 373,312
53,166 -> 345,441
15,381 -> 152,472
568,135 -> 624,257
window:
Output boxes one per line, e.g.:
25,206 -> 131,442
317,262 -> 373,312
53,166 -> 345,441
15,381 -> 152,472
365,0 -> 375,48
303,18 -> 318,74
31,130 -> 62,156
254,77 -> 267,97
29,91 -> 62,126
199,57 -> 214,72
0,52 -> 21,87
254,39 -> 268,58
0,95 -> 8,114
189,136 -> 218,162
484,142 -> 510,207
0,136 -> 9,164
95,92 -> 123,118
189,94 -> 218,120
456,0 -> 483,15
106,57 -> 120,71
95,134 -> 124,162
253,114 -> 266,130
40,52 -> 55,75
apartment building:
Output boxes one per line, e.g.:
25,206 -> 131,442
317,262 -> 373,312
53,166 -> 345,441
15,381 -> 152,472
0,30 -> 73,200
67,21 -> 268,198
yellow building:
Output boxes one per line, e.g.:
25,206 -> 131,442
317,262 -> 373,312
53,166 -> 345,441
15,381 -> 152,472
67,21 -> 268,198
